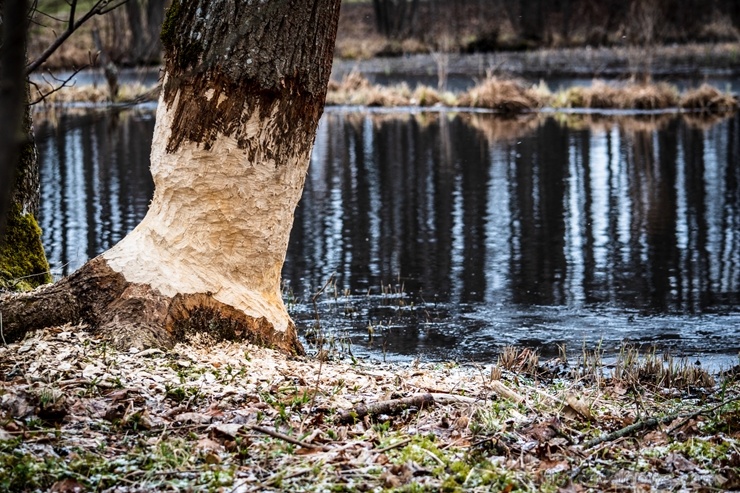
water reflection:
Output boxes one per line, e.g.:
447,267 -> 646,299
36,109 -> 156,273
286,111 -> 739,315
35,108 -> 740,362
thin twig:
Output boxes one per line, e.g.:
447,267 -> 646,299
583,395 -> 740,448
374,438 -> 411,453
238,467 -> 313,493
248,425 -> 322,450
0,312 -> 5,346
26,0 -> 130,74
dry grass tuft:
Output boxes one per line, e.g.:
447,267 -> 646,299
411,85 -> 457,107
680,83 -> 738,113
31,82 -> 159,106
326,71 -> 411,106
458,77 -> 544,113
553,80 -> 679,110
625,82 -> 680,109
613,345 -> 715,390
496,345 -> 540,376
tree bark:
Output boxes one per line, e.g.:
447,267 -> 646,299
1,0 -> 342,353
0,0 -> 52,291
125,0 -> 147,64
143,0 -> 166,62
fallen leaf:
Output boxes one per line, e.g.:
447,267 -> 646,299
196,437 -> 223,452
50,478 -> 85,493
208,423 -> 243,439
662,452 -> 698,473
565,394 -> 593,420
174,412 -> 212,425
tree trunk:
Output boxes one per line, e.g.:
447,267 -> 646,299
0,0 -> 52,291
125,0 -> 147,64
0,0 -> 342,353
143,0 -> 166,63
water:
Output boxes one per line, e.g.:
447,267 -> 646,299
34,108 -> 740,366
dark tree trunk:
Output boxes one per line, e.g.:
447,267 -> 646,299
0,0 -> 52,291
372,0 -> 418,39
125,0 -> 147,63
1,0 -> 342,352
143,0 -> 166,62
0,0 -> 28,239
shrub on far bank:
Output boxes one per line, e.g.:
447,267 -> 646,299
458,77 -> 544,113
552,80 -> 680,110
680,83 -> 739,113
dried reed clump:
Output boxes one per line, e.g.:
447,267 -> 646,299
680,83 -> 738,113
496,346 -> 540,376
459,77 -> 544,113
612,346 -> 715,390
326,71 -> 411,107
553,80 -> 679,110
30,82 -> 158,105
625,82 -> 680,109
411,85 -> 457,107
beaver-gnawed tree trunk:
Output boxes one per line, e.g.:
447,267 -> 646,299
0,0 -> 342,353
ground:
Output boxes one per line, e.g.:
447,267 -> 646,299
0,327 -> 738,492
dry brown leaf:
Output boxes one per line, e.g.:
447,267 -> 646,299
565,394 -> 593,421
50,478 -> 85,493
174,412 -> 212,424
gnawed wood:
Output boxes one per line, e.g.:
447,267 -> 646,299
0,0 -> 341,354
0,256 -> 303,354
335,393 -> 435,424
489,380 -> 525,404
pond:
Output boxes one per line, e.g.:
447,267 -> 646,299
35,107 -> 740,367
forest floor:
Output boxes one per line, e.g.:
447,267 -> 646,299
1,326 -> 739,492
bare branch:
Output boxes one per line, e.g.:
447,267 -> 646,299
32,8 -> 67,23
99,0 -> 131,15
68,0 -> 77,31
26,0 -> 130,74
28,65 -> 90,106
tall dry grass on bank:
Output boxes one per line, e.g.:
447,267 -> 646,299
457,77 -> 545,113
32,73 -> 738,116
680,83 -> 739,113
31,81 -> 159,106
325,74 -> 737,114
551,80 -> 681,110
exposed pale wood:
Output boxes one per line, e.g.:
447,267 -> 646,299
1,0 -> 342,353
489,380 -> 525,404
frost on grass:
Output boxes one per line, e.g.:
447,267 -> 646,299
0,328 -> 739,492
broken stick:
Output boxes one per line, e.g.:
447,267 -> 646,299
335,393 -> 435,424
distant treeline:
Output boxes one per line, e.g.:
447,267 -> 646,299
29,0 -> 740,70
366,0 -> 740,51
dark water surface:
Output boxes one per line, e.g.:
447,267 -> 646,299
35,108 -> 740,366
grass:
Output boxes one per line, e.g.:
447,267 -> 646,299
32,70 -> 738,115
551,80 -> 681,110
458,76 -> 545,113
680,83 -> 739,113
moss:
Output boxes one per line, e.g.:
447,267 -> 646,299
0,203 -> 51,291
159,0 -> 201,70
160,0 -> 181,50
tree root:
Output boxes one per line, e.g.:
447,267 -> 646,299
0,256 -> 303,354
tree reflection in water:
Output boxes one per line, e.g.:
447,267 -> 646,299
36,108 -> 740,362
